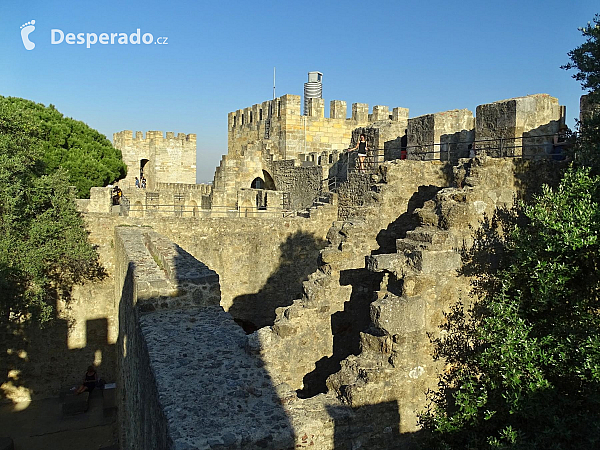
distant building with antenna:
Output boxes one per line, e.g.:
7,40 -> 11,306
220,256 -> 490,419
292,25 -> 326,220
304,71 -> 323,115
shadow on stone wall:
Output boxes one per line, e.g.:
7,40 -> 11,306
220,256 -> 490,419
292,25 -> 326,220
229,230 -> 326,331
1,313 -> 116,405
327,400 -> 423,449
373,185 -> 444,254
297,269 -> 383,399
116,228 -> 298,449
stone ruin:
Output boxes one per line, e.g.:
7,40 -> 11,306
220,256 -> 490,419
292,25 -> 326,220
0,92 -> 577,449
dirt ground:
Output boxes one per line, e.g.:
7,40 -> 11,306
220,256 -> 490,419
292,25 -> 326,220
0,391 -> 118,450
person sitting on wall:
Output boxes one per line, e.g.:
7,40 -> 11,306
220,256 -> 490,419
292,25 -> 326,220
347,134 -> 368,173
112,185 -> 122,205
75,365 -> 98,395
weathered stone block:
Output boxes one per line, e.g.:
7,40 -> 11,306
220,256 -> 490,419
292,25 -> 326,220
371,294 -> 425,335
330,100 -> 347,119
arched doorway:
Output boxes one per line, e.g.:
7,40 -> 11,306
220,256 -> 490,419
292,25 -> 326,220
140,159 -> 149,183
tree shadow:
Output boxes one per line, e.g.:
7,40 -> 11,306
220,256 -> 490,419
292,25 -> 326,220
229,231 -> 327,331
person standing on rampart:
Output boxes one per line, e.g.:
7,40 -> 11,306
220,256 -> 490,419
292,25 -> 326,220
348,134 -> 368,173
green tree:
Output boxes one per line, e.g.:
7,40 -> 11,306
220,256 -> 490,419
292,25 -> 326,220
420,16 -> 600,449
562,14 -> 600,99
419,167 -> 600,449
562,14 -> 600,170
0,96 -> 126,198
0,97 -> 100,325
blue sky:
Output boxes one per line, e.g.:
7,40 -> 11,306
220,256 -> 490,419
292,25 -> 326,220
1,1 -> 598,182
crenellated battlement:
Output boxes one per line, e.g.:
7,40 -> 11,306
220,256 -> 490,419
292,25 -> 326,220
228,94 -> 409,130
114,130 -> 197,143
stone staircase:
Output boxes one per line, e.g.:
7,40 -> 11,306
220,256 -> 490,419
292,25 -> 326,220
324,156 -> 526,434
295,192 -> 337,218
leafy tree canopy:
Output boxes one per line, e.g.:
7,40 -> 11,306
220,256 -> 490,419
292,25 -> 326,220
420,15 -> 600,449
0,96 -> 126,198
563,14 -> 600,169
562,14 -> 600,100
419,167 -> 600,449
0,97 -> 101,326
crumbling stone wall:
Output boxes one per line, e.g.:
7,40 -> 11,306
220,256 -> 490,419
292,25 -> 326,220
251,160 -> 452,397
270,160 -> 324,210
325,156 -> 567,435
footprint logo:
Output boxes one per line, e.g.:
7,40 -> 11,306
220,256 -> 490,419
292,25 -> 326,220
20,20 -> 36,50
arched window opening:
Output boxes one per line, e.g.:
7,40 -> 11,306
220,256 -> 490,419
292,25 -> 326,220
251,177 -> 264,189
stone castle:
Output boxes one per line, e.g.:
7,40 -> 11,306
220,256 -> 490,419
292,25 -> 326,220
1,88 -> 583,449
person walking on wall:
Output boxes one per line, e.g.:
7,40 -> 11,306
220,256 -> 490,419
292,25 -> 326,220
135,177 -> 140,188
348,134 -> 368,173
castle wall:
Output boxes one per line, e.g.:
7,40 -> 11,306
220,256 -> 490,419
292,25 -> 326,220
147,209 -> 337,328
228,95 -> 409,162
475,94 -> 561,157
218,95 -> 410,210
407,109 -> 475,161
270,161 -> 324,210
115,227 -> 222,450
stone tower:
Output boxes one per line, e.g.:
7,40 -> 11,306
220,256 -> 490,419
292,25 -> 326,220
113,130 -> 197,190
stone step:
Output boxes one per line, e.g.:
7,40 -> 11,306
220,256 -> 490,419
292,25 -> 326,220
405,227 -> 449,246
395,238 -> 430,253
415,206 -> 439,227
404,248 -> 462,274
370,244 -> 461,276
366,253 -> 408,277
